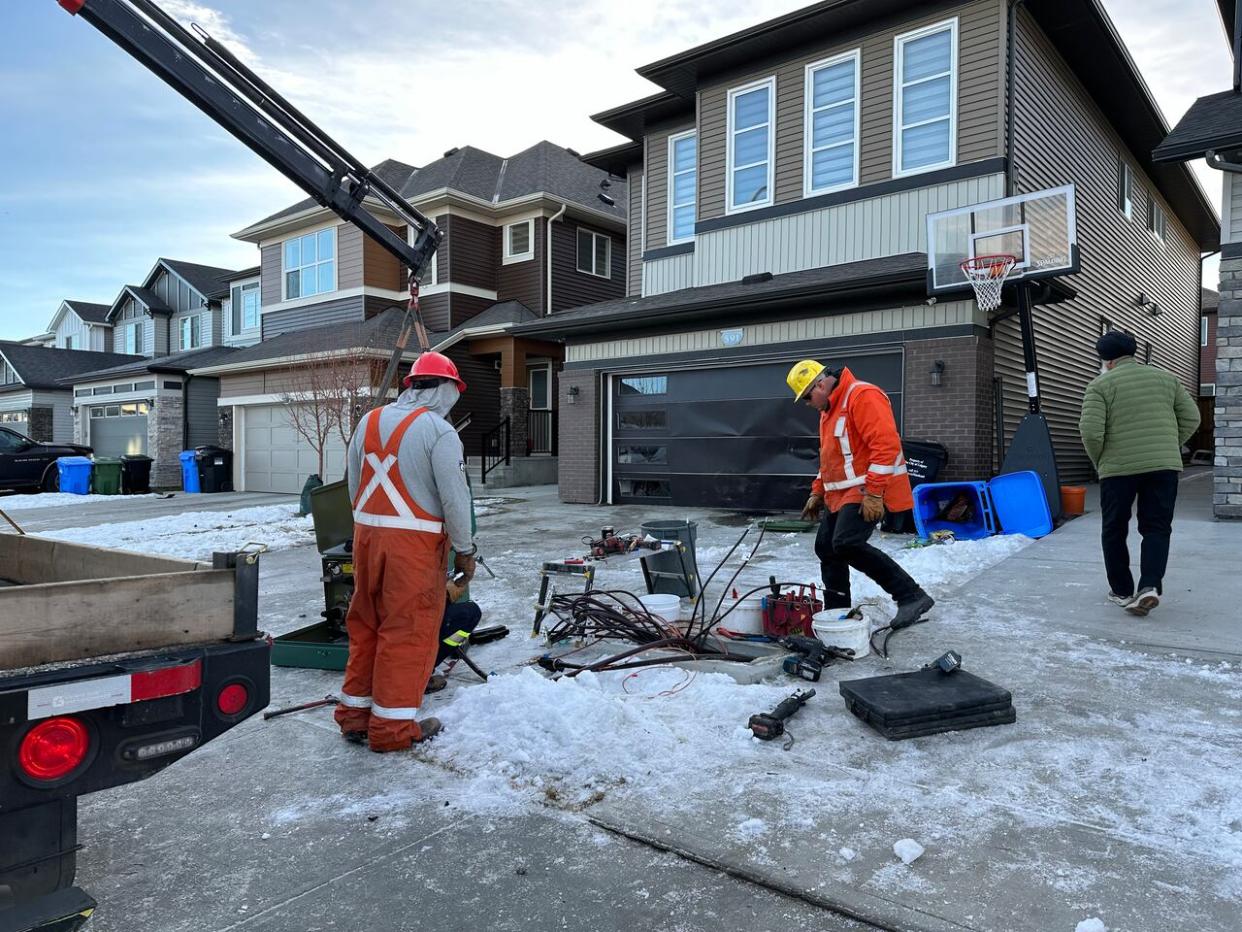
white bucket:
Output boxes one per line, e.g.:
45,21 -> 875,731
812,610 -> 870,659
722,594 -> 766,635
638,593 -> 681,624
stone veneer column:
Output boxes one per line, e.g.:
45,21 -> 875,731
150,393 -> 185,489
27,406 -> 54,442
1216,260 -> 1242,518
498,387 -> 529,459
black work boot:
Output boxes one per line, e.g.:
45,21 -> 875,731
890,592 -> 935,629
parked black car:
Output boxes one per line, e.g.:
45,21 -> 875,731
0,426 -> 93,492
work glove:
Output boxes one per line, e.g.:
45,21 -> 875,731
453,550 -> 477,581
860,493 -> 885,524
446,579 -> 468,603
801,493 -> 825,523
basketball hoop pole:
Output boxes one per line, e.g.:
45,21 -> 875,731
1016,282 -> 1042,413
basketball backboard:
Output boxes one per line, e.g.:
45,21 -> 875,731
926,184 -> 1078,296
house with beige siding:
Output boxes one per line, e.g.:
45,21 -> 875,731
521,0 -> 1217,509
194,141 -> 626,494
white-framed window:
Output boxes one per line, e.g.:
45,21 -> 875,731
1148,199 -> 1166,241
576,229 -> 611,278
1201,316 -> 1209,347
503,219 -> 535,263
283,227 -> 336,299
1118,161 -> 1134,219
667,130 -> 697,243
727,76 -> 775,213
804,50 -> 860,195
124,321 -> 143,355
179,314 -> 201,350
528,365 -> 551,410
893,19 -> 958,177
230,282 -> 260,334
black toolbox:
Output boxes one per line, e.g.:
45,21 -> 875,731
839,667 -> 1015,740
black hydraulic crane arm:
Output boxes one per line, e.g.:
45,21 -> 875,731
56,0 -> 441,371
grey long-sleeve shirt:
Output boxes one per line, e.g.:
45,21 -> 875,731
346,382 -> 473,552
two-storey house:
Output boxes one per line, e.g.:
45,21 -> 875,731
522,0 -> 1216,510
191,141 -> 626,494
46,300 -> 113,351
65,257 -> 245,486
1155,0 -> 1241,518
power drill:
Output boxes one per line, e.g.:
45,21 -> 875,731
778,635 -> 855,682
748,688 -> 815,741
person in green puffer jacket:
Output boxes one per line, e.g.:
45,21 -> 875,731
1078,330 -> 1199,619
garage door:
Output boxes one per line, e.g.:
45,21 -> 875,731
242,403 -> 347,494
0,413 -> 28,438
611,353 -> 903,510
88,403 -> 149,456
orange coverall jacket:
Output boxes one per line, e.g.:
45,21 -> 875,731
810,367 -> 914,513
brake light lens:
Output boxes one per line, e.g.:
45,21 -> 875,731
19,717 -> 91,782
217,683 -> 249,716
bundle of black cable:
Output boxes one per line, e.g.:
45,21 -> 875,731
544,589 -> 684,645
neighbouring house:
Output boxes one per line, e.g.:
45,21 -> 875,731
198,142 -> 625,494
220,266 -> 262,347
46,300 -> 114,351
103,258 -> 245,358
519,0 -> 1217,509
0,342 -> 142,443
1153,0 -> 1241,517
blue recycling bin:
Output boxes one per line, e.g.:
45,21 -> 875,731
56,456 -> 94,495
913,471 -> 1052,541
180,450 -> 201,493
988,471 -> 1053,538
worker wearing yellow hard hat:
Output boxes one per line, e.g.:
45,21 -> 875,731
786,359 -> 934,631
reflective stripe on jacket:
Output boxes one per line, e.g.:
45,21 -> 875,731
352,407 -> 446,534
811,367 -> 914,513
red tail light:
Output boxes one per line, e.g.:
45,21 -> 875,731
19,717 -> 91,782
216,682 -> 249,716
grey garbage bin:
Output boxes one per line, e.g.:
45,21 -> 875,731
639,519 -> 699,597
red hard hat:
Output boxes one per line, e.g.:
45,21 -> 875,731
403,351 -> 467,393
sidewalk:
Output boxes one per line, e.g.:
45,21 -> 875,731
590,470 -> 1242,931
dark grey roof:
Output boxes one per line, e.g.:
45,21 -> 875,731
1154,90 -> 1242,162
1204,287 -> 1220,311
160,259 -> 245,301
124,285 -> 173,315
243,144 -> 626,232
64,346 -> 241,383
512,253 -> 929,340
63,301 -> 112,325
189,308 -> 412,370
590,91 -> 696,142
581,141 -> 644,177
0,343 -> 145,391
434,301 -> 538,350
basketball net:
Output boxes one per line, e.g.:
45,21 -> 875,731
960,254 -> 1016,313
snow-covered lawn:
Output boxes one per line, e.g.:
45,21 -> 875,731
42,504 -> 314,561
0,492 -> 160,510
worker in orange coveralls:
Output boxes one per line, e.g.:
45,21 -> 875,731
334,351 -> 476,751
787,360 -> 934,629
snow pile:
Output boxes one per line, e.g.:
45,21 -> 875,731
1075,920 -> 1106,932
42,504 -> 313,560
893,838 -> 925,864
0,492 -> 158,510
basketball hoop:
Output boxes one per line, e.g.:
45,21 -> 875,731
959,254 -> 1016,312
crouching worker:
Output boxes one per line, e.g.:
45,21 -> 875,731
424,576 -> 483,693
335,351 -> 477,751
787,360 -> 934,629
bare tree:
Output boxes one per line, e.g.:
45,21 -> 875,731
277,339 -> 375,482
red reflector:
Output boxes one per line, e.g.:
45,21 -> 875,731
217,683 -> 249,716
19,717 -> 91,782
131,660 -> 202,702
58,0 -> 87,14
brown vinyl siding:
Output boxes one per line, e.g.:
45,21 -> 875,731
447,347 -> 501,463
421,293 -> 450,333
444,215 -> 498,292
260,242 -> 282,308
550,222 -> 625,313
337,223 -> 364,290
261,295 -> 366,340
628,165 -> 644,295
695,0 -> 1002,222
1005,6 -> 1201,482
644,120 -> 695,250
497,218 -> 545,313
362,224 -> 405,290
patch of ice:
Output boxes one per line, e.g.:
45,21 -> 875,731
735,818 -> 767,838
839,847 -> 857,862
893,838 -> 925,864
1075,919 -> 1106,932
1,492 -> 160,510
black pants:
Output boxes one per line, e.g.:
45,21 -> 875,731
815,503 -> 924,609
435,600 -> 482,667
1099,470 -> 1179,597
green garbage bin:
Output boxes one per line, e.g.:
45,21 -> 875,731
92,457 -> 123,495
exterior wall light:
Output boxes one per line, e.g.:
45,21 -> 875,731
929,360 -> 945,388
567,385 -> 580,405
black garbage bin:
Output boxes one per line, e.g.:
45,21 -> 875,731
119,454 -> 153,494
883,439 -> 950,533
639,520 -> 699,597
195,445 -> 234,493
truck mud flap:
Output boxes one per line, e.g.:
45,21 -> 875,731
0,886 -> 95,932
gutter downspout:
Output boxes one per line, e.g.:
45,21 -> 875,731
547,203 -> 567,316
1005,0 -> 1026,197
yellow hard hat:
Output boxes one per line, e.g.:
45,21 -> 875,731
786,359 -> 825,402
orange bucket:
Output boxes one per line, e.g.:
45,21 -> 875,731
1061,485 -> 1086,517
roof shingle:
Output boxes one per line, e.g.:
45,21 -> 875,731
0,343 -> 146,391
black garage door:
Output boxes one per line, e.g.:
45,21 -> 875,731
611,353 -> 903,510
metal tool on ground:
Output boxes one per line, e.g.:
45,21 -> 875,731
778,636 -> 855,682
263,695 -> 339,721
748,688 -> 816,748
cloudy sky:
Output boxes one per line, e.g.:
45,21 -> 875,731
0,0 -> 1232,341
